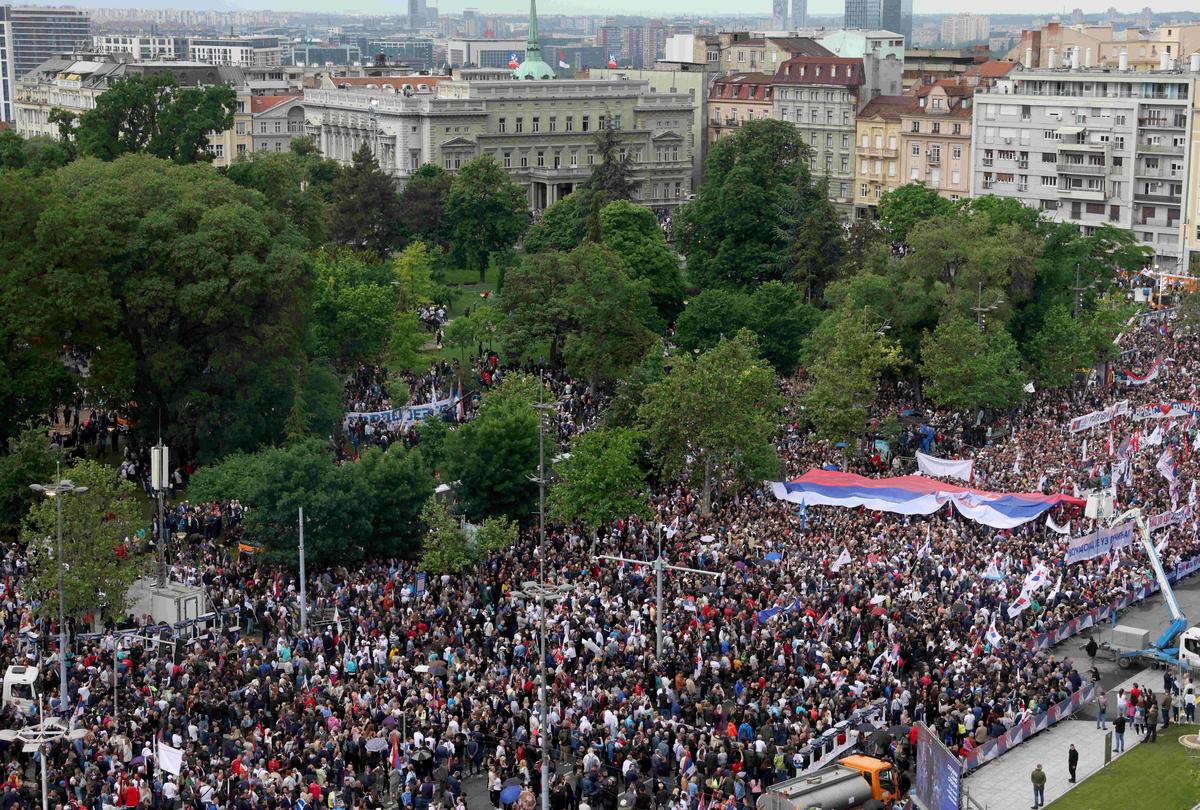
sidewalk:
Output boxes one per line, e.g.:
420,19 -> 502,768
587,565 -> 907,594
962,672 -> 1149,810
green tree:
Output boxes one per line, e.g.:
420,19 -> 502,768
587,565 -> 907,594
309,249 -> 397,369
877,182 -> 955,244
498,251 -> 581,365
73,73 -> 236,164
475,515 -> 518,557
586,123 -> 635,202
920,315 -> 1026,410
640,330 -> 780,513
789,175 -> 846,299
523,189 -> 592,254
8,155 -> 312,461
801,308 -> 902,443
398,163 -> 453,249
0,131 -> 72,174
603,343 -> 666,429
22,459 -> 145,619
330,143 -> 405,255
445,155 -> 528,281
442,374 -> 540,521
676,119 -> 823,290
392,240 -> 436,311
599,200 -> 684,323
0,426 -> 62,538
225,148 -> 338,248
1028,303 -> 1088,389
419,497 -> 473,574
562,245 -> 657,389
747,281 -> 820,375
356,445 -> 436,556
550,427 -> 648,537
674,288 -> 751,354
388,312 -> 427,371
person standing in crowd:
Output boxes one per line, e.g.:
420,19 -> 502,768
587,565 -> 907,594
1067,744 -> 1078,783
1096,690 -> 1108,730
1113,713 -> 1126,753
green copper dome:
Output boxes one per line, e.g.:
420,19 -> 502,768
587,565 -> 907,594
511,0 -> 555,80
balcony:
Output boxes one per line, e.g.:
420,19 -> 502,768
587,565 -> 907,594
1134,167 -> 1184,180
1057,186 -> 1107,201
981,158 -> 993,167
1138,116 -> 1186,129
858,146 -> 897,158
1139,142 -> 1184,155
1133,191 -> 1180,205
1058,141 -> 1108,153
1017,160 -> 1029,169
723,117 -> 739,127
926,154 -> 941,165
1057,161 -> 1108,175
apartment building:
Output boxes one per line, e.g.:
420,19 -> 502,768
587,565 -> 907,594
853,95 -> 909,217
707,72 -> 773,145
92,34 -> 184,60
251,94 -> 304,153
4,6 -> 89,78
187,36 -> 283,68
971,66 -> 1196,271
939,14 -> 990,46
302,77 -> 694,211
0,7 -> 13,121
773,55 -> 890,215
901,77 -> 985,201
713,32 -> 831,74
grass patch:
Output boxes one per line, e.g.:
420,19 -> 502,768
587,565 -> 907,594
1045,724 -> 1200,810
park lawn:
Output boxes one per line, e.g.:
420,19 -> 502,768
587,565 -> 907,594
1045,724 -> 1200,810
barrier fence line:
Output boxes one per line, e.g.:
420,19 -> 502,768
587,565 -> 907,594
961,684 -> 1097,772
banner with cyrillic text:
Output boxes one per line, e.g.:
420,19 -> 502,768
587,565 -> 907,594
1064,521 -> 1135,565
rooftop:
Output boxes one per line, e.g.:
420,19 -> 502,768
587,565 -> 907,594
857,94 -> 914,119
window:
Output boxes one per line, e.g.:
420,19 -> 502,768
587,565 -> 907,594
952,124 -> 962,135
520,156 -> 528,167
566,116 -> 574,131
444,158 -> 452,169
861,183 -> 868,196
842,157 -> 849,172
549,117 -> 556,132
582,115 -> 590,132
930,145 -> 941,163
826,133 -> 833,148
614,114 -> 621,129
532,117 -> 540,133
237,143 -> 247,156
952,145 -> 961,159
861,133 -> 869,148
1041,176 -> 1058,187
840,182 -> 848,198
498,117 -> 507,133
842,134 -> 849,148
911,143 -> 920,156
931,122 -> 940,134
516,117 -> 524,133
888,161 -> 896,177
235,122 -> 246,135
888,135 -> 896,150
951,170 -> 960,184
570,153 -> 577,167
911,121 -> 919,132
537,151 -> 545,167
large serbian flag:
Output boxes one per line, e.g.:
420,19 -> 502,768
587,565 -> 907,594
770,469 -> 1082,529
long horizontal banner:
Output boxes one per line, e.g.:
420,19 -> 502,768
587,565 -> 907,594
1064,521 -> 1135,565
343,396 -> 456,429
1069,400 -> 1129,432
1131,401 -> 1200,421
1148,505 -> 1192,532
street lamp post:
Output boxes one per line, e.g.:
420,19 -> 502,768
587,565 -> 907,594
597,526 -> 723,659
510,580 -> 570,810
531,398 -> 557,583
299,507 -> 308,635
0,694 -> 88,810
150,442 -> 170,587
29,479 -> 88,714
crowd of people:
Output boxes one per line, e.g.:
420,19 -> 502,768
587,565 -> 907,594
0,304 -> 1196,810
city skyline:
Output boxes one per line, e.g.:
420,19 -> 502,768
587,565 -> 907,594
57,0 -> 1200,20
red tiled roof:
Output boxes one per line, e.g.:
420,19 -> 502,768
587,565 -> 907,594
968,60 -> 1018,78
858,94 -> 915,119
767,37 -> 835,57
250,94 -> 301,114
773,56 -> 865,86
710,72 -> 775,101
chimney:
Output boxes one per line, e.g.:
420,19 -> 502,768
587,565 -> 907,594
1119,50 -> 1128,70
1025,47 -> 1033,67
1160,50 -> 1170,70
1084,47 -> 1092,68
1191,52 -> 1200,72
1048,47 -> 1057,68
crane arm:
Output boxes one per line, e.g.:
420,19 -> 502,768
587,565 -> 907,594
1113,507 -> 1187,648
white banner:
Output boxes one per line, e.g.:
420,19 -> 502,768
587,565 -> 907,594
1068,401 -> 1129,433
1132,401 -> 1200,421
157,741 -> 183,776
1148,506 -> 1191,532
915,451 -> 974,482
343,395 -> 456,430
1064,522 -> 1135,565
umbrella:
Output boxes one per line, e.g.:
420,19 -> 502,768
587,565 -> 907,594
427,663 -> 448,677
854,721 -> 877,733
129,756 -> 145,767
365,737 -> 388,753
871,606 -> 887,616
410,748 -> 432,763
700,534 -> 716,544
502,777 -> 522,789
764,552 -> 783,562
887,725 -> 911,737
500,785 -> 522,805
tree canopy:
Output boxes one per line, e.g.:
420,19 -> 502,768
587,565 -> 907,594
445,155 -> 528,281
330,143 -> 404,256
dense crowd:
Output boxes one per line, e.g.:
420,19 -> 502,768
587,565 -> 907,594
0,309 -> 1196,810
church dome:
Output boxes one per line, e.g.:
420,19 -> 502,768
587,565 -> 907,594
512,59 -> 555,80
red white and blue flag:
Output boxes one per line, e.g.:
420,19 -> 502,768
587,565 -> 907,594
508,53 -> 520,68
558,49 -> 570,69
390,737 -> 402,770
607,53 -> 618,68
